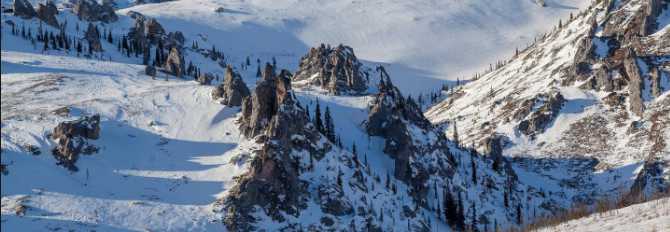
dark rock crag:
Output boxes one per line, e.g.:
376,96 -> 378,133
224,64 -> 329,231
292,44 -> 368,95
13,0 -> 36,19
51,115 -> 101,171
212,65 -> 250,106
516,92 -> 565,137
36,1 -> 59,27
73,0 -> 118,23
164,47 -> 185,77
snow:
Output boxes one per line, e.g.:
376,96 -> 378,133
113,0 -> 590,94
535,197 -> 670,232
1,50 -> 256,231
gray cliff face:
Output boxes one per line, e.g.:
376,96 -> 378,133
292,44 -> 368,95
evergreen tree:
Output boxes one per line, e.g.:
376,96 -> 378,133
107,30 -> 113,43
246,56 -> 250,66
471,154 -> 478,184
43,37 -> 49,51
155,47 -> 162,66
336,168 -> 343,188
256,65 -> 261,78
76,41 -> 82,53
324,106 -> 335,141
444,188 -> 459,228
452,122 -> 459,146
314,100 -> 324,133
471,203 -> 479,232
143,44 -> 151,65
516,203 -> 523,225
456,192 -> 465,229
352,142 -> 359,168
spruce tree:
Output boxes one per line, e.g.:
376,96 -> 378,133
516,203 -> 523,225
256,65 -> 261,78
314,100 -> 324,133
471,154 -> 477,184
324,106 -> 335,141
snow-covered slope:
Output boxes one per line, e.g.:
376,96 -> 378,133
117,0 -> 591,94
426,0 -> 670,199
2,0 -> 665,231
535,197 -> 670,232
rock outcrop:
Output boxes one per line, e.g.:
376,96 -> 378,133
225,64 -> 328,231
212,65 -> 250,106
238,64 -> 290,138
292,44 -> 368,95
624,49 -> 644,117
196,72 -> 213,85
128,16 -> 166,45
84,23 -> 102,52
164,47 -> 184,77
366,67 -> 433,182
73,0 -> 118,23
517,92 -> 565,137
36,1 -> 59,27
13,0 -> 37,19
51,115 -> 101,171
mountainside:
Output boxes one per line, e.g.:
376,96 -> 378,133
2,0 -> 669,231
427,0 -> 670,200
535,196 -> 670,232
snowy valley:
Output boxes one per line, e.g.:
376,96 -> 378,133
1,0 -> 669,231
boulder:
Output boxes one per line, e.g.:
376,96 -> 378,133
13,0 -> 36,19
212,65 -> 250,106
292,44 -> 367,95
84,23 -> 103,52
73,0 -> 118,23
36,1 -> 59,27
164,47 -> 185,77
51,115 -> 101,171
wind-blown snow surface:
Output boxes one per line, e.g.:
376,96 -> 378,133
536,197 -> 670,232
0,51 -> 251,231
116,0 -> 590,94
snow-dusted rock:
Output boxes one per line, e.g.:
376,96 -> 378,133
212,65 -> 250,106
51,115 -> 101,171
293,44 -> 368,95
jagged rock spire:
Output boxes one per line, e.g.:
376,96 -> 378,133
73,0 -> 118,23
212,65 -> 251,106
293,44 -> 368,95
13,0 -> 37,19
